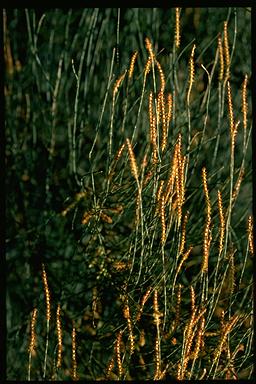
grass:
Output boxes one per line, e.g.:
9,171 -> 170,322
5,7 -> 253,380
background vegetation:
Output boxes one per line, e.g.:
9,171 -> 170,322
5,8 -> 253,380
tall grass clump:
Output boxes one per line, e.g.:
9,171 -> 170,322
5,8 -> 253,380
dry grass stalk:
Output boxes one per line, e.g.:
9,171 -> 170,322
179,211 -> 189,255
232,166 -> 244,204
218,33 -> 224,82
126,138 -> 139,182
105,357 -> 115,379
187,44 -> 196,104
178,156 -> 186,223
115,142 -> 126,162
153,289 -> 160,324
113,70 -> 127,98
123,302 -> 135,354
41,263 -> 51,379
193,307 -> 207,327
153,290 -> 161,379
164,137 -> 180,204
128,51 -> 138,79
175,8 -> 181,48
154,337 -> 161,380
159,91 -> 167,152
217,190 -> 225,254
201,167 -> 211,273
227,81 -> 234,137
156,91 -> 162,125
155,180 -> 165,216
184,312 -> 196,357
176,246 -> 193,277
28,307 -> 38,380
108,142 -> 126,180
247,216 -> 254,255
155,60 -> 165,92
213,315 -> 239,365
166,93 -> 173,127
156,180 -> 165,204
180,308 -> 197,379
152,116 -> 158,164
28,308 -> 38,354
144,55 -> 152,75
223,21 -> 230,80
173,133 -> 186,226
71,323 -> 78,380
56,304 -> 62,369
191,315 -> 205,361
172,284 -> 182,331
42,264 -> 51,322
136,287 -> 151,322
149,90 -> 154,130
145,37 -> 155,61
190,285 -> 196,313
228,250 -> 236,296
160,195 -> 166,245
115,330 -> 123,378
241,74 -> 248,137
175,166 -> 182,226
141,152 -> 148,172
233,120 -> 240,151
149,91 -> 158,164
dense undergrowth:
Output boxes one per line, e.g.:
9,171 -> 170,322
5,8 -> 253,380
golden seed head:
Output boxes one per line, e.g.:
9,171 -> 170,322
126,138 -> 139,181
248,215 -> 254,255
115,330 -> 123,377
145,37 -> 154,60
144,55 -> 152,75
155,60 -> 165,91
242,74 -> 248,131
187,44 -> 196,104
201,168 -> 211,273
217,33 -> 224,82
113,70 -> 127,97
28,308 -> 37,354
160,196 -> 166,245
114,143 -> 126,163
71,323 -> 78,380
179,211 -> 189,255
189,44 -> 196,82
56,304 -> 62,369
128,51 -> 138,79
232,166 -> 244,201
105,357 -> 115,378
176,246 -> 193,276
42,264 -> 51,322
190,285 -> 195,313
217,190 -> 225,254
175,8 -> 181,48
166,93 -> 173,127
227,81 -> 234,136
